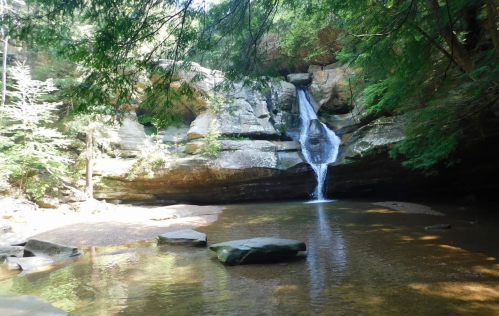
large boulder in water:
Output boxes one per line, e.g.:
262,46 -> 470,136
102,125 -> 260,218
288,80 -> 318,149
304,119 -> 334,164
0,294 -> 70,316
209,238 -> 306,265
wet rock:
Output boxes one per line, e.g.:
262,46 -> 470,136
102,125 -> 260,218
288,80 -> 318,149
265,81 -> 298,137
0,294 -> 70,316
5,257 -> 54,271
424,224 -> 451,230
23,239 -> 81,260
209,238 -> 306,265
158,230 -> 207,247
287,73 -> 311,85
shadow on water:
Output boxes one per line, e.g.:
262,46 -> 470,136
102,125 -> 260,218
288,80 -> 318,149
1,200 -> 499,315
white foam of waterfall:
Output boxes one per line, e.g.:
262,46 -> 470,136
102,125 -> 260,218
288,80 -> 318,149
297,89 -> 341,202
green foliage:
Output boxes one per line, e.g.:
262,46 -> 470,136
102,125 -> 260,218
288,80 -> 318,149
25,177 -> 51,201
270,0 -> 499,171
195,120 -> 221,157
208,94 -> 225,114
0,63 -> 71,194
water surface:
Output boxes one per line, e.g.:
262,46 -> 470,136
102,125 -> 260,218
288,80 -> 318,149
1,200 -> 499,315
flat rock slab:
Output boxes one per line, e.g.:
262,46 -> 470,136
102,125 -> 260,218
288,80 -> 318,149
0,295 -> 70,315
158,230 -> 207,247
24,239 -> 81,260
209,238 -> 306,265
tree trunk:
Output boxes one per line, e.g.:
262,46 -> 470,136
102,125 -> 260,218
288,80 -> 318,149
1,34 -> 8,106
425,0 -> 474,73
86,131 -> 93,199
487,0 -> 499,58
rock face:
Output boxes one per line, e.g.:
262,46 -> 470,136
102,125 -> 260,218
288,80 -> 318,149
23,239 -> 81,260
209,238 -> 306,265
111,114 -> 148,157
90,62 -> 433,204
287,73 -> 311,85
337,116 -> 405,161
0,295 -> 70,316
158,230 -> 207,247
259,27 -> 343,73
187,80 -> 297,141
93,139 -> 309,203
309,63 -> 355,112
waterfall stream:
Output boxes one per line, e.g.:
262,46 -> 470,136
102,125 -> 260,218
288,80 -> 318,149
297,89 -> 341,202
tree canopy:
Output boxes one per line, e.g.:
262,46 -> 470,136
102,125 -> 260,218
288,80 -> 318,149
3,0 -> 499,171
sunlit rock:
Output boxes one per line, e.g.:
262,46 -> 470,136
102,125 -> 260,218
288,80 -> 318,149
209,238 -> 306,265
158,230 -> 207,247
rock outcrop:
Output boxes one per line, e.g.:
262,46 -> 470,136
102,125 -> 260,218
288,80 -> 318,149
309,63 -> 355,113
90,62 -> 426,204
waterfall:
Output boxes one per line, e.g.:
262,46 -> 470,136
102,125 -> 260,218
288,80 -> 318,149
297,89 -> 341,202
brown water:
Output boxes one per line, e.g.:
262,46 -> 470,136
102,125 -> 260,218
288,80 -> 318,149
2,200 -> 499,315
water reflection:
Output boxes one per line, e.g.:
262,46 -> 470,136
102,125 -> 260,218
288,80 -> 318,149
1,201 -> 499,315
307,202 -> 347,308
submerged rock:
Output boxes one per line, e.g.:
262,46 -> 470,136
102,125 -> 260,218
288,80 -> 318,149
0,294 -> 70,316
209,238 -> 306,265
23,239 -> 81,260
424,224 -> 451,230
158,230 -> 207,247
5,257 -> 54,271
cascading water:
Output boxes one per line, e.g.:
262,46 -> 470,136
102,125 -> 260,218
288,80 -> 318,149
297,89 -> 341,202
